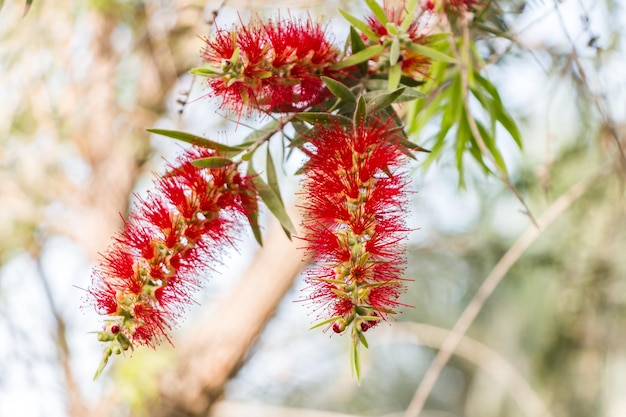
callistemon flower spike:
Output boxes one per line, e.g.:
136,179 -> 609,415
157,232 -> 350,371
86,147 -> 257,379
193,16 -> 344,115
301,115 -> 411,379
363,0 -> 434,83
425,0 -> 480,14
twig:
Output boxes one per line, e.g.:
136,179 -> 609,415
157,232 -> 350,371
402,162 -> 611,417
551,0 -> 626,175
389,322 -> 554,417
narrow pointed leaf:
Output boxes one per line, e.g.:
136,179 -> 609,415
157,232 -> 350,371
366,88 -> 405,113
390,38 -> 401,65
401,0 -> 418,30
322,76 -> 356,103
396,88 -> 426,103
242,118 -> 281,144
421,33 -> 452,45
241,186 -> 263,246
409,43 -> 456,64
351,338 -> 361,381
265,147 -> 282,202
400,138 -> 431,153
350,26 -> 369,75
93,346 -> 112,381
365,0 -> 389,26
388,63 -> 402,90
249,164 -> 296,238
474,74 -> 523,148
190,67 -> 218,77
339,9 -> 379,41
309,316 -> 342,330
358,331 -> 369,348
295,112 -> 353,125
331,45 -> 384,70
267,148 -> 293,243
475,120 -> 508,176
147,129 -> 244,154
191,156 -> 232,169
354,96 -> 367,124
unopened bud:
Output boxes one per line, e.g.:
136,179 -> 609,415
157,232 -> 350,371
332,319 -> 347,334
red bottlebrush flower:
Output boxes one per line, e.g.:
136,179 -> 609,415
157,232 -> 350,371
445,0 -> 480,13
86,147 -> 257,355
300,116 -> 411,346
199,16 -> 344,115
423,0 -> 480,14
364,1 -> 433,80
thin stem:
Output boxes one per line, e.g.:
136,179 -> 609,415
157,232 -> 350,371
551,0 -> 626,175
403,163 -> 611,417
393,322 -> 555,417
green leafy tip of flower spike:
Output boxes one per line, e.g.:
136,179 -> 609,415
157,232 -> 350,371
92,324 -> 133,380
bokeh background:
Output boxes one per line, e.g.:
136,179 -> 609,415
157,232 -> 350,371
1,0 -> 625,416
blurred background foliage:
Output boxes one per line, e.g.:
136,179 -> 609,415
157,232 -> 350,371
0,0 -> 625,417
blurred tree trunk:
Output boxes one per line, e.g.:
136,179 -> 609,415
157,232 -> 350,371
150,208 -> 306,417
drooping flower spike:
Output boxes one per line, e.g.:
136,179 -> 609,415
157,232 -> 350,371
300,115 -> 412,377
87,147 -> 257,378
196,15 -> 346,115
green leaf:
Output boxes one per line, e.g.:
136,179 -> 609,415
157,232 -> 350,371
409,43 -> 456,64
388,63 -> 402,90
242,118 -> 281,144
243,189 -> 263,246
354,96 -> 367,124
191,157 -> 232,169
331,44 -> 384,70
358,330 -> 369,349
309,316 -> 342,330
497,107 -> 523,148
322,76 -> 356,103
249,164 -> 296,238
295,112 -> 353,125
401,0 -> 418,30
189,67 -> 218,77
350,26 -> 369,75
474,74 -> 523,148
365,0 -> 389,26
475,119 -> 508,176
265,147 -> 282,203
93,346 -> 113,381
287,123 -> 312,150
147,129 -> 243,154
365,88 -> 405,113
390,38 -> 401,66
365,75 -> 423,90
339,9 -> 379,41
421,33 -> 452,45
396,88 -> 426,103
400,138 -> 430,154
351,337 -> 361,382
